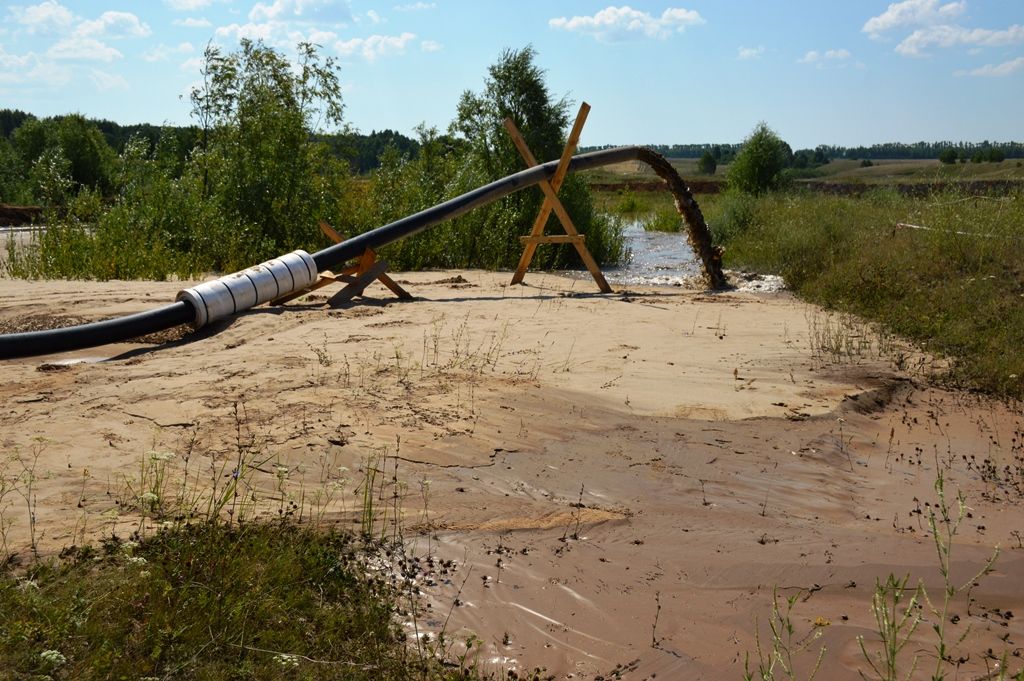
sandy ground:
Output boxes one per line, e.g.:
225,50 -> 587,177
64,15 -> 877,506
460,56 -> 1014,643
1,271 -> 1022,680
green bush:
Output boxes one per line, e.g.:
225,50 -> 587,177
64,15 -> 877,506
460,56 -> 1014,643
715,189 -> 1024,399
0,522 -> 494,680
728,122 -> 791,194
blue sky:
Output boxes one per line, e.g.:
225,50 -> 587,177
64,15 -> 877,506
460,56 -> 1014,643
1,0 -> 1021,149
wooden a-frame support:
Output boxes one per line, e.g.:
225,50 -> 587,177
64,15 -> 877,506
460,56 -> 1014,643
506,102 -> 612,293
271,221 -> 412,306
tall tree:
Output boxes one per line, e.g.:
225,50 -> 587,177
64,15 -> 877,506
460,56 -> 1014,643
728,122 -> 790,194
188,40 -> 348,254
447,46 -> 621,268
697,150 -> 717,175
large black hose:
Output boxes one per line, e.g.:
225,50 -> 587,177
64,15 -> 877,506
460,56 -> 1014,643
0,146 -> 723,360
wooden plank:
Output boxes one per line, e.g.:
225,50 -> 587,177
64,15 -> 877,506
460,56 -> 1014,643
327,260 -> 389,306
319,220 -> 344,244
377,271 -> 413,300
507,103 -> 597,286
520,235 -> 585,245
550,102 -> 590,191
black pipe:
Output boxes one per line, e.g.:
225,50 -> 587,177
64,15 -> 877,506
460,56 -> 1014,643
310,146 -> 642,272
0,146 -> 722,360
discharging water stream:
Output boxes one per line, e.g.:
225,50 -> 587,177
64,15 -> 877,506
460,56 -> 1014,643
603,220 -> 701,286
565,219 -> 785,291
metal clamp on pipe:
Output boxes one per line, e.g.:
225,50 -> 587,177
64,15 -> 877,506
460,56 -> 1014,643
176,250 -> 317,328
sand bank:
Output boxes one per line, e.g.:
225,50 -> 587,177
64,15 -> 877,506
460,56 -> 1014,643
1,271 -> 1021,680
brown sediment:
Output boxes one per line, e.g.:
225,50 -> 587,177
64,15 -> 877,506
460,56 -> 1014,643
0,271 -> 1020,680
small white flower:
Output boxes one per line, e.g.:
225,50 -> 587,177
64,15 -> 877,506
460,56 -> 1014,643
274,465 -> 290,478
273,652 -> 300,668
140,491 -> 159,506
39,649 -> 67,667
150,451 -> 175,462
126,555 -> 148,566
121,540 -> 140,554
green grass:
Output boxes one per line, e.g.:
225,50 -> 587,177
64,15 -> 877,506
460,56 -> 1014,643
592,187 -> 725,233
800,158 -> 1024,184
713,188 -> 1024,399
0,522 -> 525,680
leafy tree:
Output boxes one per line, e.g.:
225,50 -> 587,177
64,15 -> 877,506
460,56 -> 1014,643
727,122 -> 790,194
987,148 -> 1005,163
189,39 -> 350,258
938,148 -> 957,164
0,109 -> 34,139
0,136 -> 32,203
697,150 -> 717,175
52,114 -> 117,193
11,118 -> 50,169
9,114 -> 116,198
447,45 -> 622,268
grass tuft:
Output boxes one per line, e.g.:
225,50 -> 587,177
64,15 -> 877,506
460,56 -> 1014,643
0,521 -> 519,680
711,189 -> 1024,399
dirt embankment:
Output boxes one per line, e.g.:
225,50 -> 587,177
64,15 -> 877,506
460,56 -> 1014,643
593,178 -> 1024,197
0,204 -> 43,226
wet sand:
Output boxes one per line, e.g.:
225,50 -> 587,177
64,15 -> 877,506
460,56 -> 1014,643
1,271 -> 1021,680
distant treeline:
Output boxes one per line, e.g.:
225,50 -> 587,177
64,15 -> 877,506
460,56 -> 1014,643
583,140 -> 1023,161
0,108 -> 420,176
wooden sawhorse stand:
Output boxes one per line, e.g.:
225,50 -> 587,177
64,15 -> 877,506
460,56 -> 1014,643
505,102 -> 612,293
271,221 -> 412,306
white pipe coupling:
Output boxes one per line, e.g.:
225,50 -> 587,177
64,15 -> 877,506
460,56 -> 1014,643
176,249 -> 317,328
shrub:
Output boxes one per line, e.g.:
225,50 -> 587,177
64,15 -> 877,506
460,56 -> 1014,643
727,122 -> 791,194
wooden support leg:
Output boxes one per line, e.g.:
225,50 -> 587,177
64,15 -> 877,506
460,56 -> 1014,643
270,234 -> 412,306
505,103 -> 612,293
327,260 -> 390,306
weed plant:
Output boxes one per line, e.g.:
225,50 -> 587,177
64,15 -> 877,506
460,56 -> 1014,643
711,189 -> 1024,399
0,522 -> 505,680
748,472 -> 1021,681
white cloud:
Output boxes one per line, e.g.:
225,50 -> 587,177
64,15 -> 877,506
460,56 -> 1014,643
799,48 -> 852,65
420,39 -> 442,52
0,45 -> 72,86
180,55 -> 205,73
334,32 -> 416,60
48,36 -> 122,61
216,22 -> 277,42
144,42 -> 195,62
394,2 -> 434,10
30,60 -> 72,85
174,17 -> 212,28
301,29 -> 338,44
897,24 -> 1024,55
89,68 -> 128,91
365,10 -> 383,24
75,11 -> 151,39
955,55 -> 1024,77
549,6 -> 704,42
9,0 -> 75,33
0,48 -> 33,85
165,0 -> 212,10
737,45 -> 763,60
249,0 -> 287,21
862,0 -> 965,36
249,0 -> 350,23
